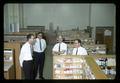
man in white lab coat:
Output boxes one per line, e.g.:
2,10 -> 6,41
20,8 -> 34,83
72,39 -> 88,55
33,32 -> 46,79
52,35 -> 67,55
19,34 -> 34,79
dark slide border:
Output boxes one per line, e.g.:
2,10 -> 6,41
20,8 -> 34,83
0,0 -> 119,81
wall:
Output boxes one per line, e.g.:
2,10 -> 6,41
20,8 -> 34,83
4,4 -> 115,31
23,4 -> 90,30
91,4 -> 115,27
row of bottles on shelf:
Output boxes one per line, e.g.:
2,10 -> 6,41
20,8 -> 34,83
84,45 -> 106,55
53,57 -> 95,79
96,57 -> 116,75
66,46 -> 106,55
4,49 -> 13,62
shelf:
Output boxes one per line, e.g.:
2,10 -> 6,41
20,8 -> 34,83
54,73 -> 82,75
53,55 -> 96,79
85,56 -> 108,79
106,74 -> 115,79
4,49 -> 14,64
4,63 -> 13,72
4,42 -> 23,79
4,62 -> 15,79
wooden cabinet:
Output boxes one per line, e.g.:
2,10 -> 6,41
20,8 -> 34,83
53,55 -> 88,79
85,56 -> 107,79
4,42 -> 23,79
53,55 -> 108,79
90,55 -> 116,79
4,63 -> 15,79
96,26 -> 114,54
4,49 -> 15,79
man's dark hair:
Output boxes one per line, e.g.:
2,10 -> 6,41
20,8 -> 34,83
75,39 -> 81,43
37,32 -> 43,36
27,34 -> 34,41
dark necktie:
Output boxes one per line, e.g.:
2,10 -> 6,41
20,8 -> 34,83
40,39 -> 42,51
76,48 -> 78,55
58,43 -> 61,52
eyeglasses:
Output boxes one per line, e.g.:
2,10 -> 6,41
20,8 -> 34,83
74,43 -> 78,44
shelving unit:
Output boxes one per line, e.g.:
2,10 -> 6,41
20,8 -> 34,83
4,49 -> 15,79
83,44 -> 106,55
53,55 -> 96,79
4,42 -> 23,79
4,49 -> 14,64
92,55 -> 116,79
67,44 -> 106,55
